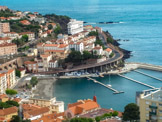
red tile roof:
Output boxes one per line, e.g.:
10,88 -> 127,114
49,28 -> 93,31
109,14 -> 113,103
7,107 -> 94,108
0,106 -> 18,116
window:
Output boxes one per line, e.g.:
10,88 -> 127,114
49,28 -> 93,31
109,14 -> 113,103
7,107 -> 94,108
146,108 -> 149,111
146,101 -> 150,105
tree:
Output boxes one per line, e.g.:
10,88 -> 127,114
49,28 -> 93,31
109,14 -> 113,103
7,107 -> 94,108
22,35 -> 29,42
65,50 -> 82,64
88,31 -> 98,36
6,100 -> 19,107
48,24 -> 53,30
30,77 -> 38,87
0,102 -> 12,109
5,89 -> 17,96
70,118 -> 94,122
123,103 -> 140,121
83,51 -> 92,60
112,111 -> 118,116
10,115 -> 22,122
16,69 -> 21,78
54,25 -> 61,35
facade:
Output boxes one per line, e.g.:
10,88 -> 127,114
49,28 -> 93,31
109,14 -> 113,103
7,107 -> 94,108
67,19 -> 83,35
29,97 -> 64,113
0,37 -> 12,44
0,43 -> 17,56
93,45 -> 103,55
0,23 -> 10,34
69,41 -> 84,52
24,61 -> 38,73
3,32 -> 19,40
104,48 -> 112,58
0,69 -> 16,93
0,106 -> 18,121
40,54 -> 52,71
139,88 -> 162,122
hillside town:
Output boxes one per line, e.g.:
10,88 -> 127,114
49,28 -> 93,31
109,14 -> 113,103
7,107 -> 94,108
0,5 -> 161,122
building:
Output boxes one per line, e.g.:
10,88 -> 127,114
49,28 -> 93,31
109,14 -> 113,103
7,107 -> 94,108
31,112 -> 64,122
20,20 -> 31,25
24,61 -> 38,73
0,43 -> 17,56
23,106 -> 50,120
65,98 -> 100,118
17,68 -> 26,78
0,69 -> 16,93
27,48 -> 38,57
40,54 -> 52,71
67,19 -> 83,35
104,48 -> 112,58
29,97 -> 64,113
0,37 -> 12,44
0,94 -> 9,102
19,32 -> 35,40
93,45 -> 103,55
34,17 -> 45,24
69,41 -> 84,52
0,6 -> 8,11
139,88 -> 162,122
0,23 -> 10,34
0,106 -> 18,121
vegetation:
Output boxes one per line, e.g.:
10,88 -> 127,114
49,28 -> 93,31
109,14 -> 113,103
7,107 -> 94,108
12,35 -> 29,46
88,31 -> 98,36
95,39 -> 105,49
0,9 -> 15,17
54,25 -> 61,35
44,14 -> 70,34
65,50 -> 101,64
70,118 -> 94,122
123,103 -> 140,121
107,37 -> 114,44
15,69 -> 21,78
18,46 -> 30,52
109,52 -> 114,58
30,77 -> 38,87
95,111 -> 118,122
0,100 -> 19,109
5,89 -> 17,96
10,115 -> 31,122
48,24 -> 53,30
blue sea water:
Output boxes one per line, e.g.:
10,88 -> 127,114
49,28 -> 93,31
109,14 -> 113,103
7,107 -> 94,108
1,0 -> 162,111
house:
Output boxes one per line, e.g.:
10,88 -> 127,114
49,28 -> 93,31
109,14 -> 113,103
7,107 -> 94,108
0,106 -> 18,121
27,48 -> 38,57
0,17 -> 7,21
49,60 -> 58,69
45,50 -> 69,59
0,94 -> 9,102
0,43 -> 17,56
69,41 -> 84,52
40,54 -> 52,71
67,19 -> 83,35
104,48 -> 112,58
65,98 -> 100,118
24,61 -> 38,73
40,31 -> 48,38
37,43 -> 45,54
29,97 -> 64,113
0,6 -> 8,11
3,32 -> 19,40
28,14 -> 36,21
93,45 -> 103,55
31,112 -> 65,122
19,32 -> 35,41
0,37 -> 12,44
17,68 -> 26,78
34,17 -> 45,24
23,107 -> 50,120
20,20 -> 31,25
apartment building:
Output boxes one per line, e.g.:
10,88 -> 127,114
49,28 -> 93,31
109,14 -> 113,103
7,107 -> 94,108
0,69 -> 16,94
24,61 -> 38,73
139,88 -> 162,122
67,19 -> 83,35
0,23 -> 10,34
29,97 -> 64,113
0,43 -> 17,56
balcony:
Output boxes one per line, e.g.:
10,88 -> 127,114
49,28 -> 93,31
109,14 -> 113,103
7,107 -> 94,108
149,112 -> 157,115
149,105 -> 158,109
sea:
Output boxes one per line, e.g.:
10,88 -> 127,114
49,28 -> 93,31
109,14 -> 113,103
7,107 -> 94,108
1,0 -> 162,111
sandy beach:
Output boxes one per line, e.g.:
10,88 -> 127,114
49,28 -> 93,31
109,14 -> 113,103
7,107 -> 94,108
32,77 -> 56,99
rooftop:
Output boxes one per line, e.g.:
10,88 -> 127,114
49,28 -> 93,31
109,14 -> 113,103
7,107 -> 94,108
0,106 -> 18,116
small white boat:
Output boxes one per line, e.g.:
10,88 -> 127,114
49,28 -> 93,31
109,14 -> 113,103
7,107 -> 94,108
107,84 -> 112,87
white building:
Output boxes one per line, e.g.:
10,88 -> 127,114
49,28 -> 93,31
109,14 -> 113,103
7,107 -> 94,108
104,48 -> 112,58
93,45 -> 103,55
67,19 -> 83,35
69,41 -> 84,53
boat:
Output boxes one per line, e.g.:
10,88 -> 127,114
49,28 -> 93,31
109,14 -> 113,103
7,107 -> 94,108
107,74 -> 112,87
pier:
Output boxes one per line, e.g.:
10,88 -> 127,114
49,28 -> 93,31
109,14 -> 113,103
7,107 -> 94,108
86,77 -> 124,94
118,74 -> 156,89
134,70 -> 162,82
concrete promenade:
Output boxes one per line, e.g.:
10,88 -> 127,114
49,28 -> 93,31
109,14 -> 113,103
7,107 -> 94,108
86,77 -> 124,94
118,74 -> 156,89
134,70 -> 162,82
